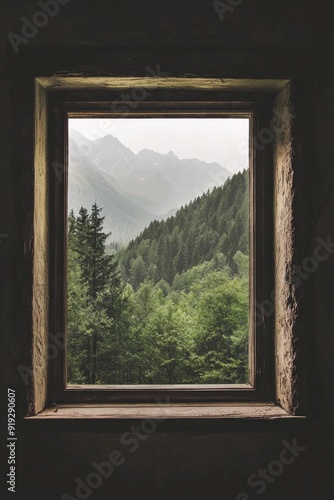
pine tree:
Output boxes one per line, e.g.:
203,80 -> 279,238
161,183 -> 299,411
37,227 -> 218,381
68,203 -> 126,384
88,202 -> 112,299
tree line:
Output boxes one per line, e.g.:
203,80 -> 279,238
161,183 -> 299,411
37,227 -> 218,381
118,170 -> 249,289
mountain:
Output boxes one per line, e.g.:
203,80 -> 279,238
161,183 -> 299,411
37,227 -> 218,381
68,129 -> 233,243
68,138 -> 154,243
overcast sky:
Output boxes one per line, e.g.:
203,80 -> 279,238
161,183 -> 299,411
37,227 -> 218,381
69,118 -> 249,173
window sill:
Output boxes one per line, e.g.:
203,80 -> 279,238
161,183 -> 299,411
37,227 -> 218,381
26,403 -> 305,421
22,403 -> 308,432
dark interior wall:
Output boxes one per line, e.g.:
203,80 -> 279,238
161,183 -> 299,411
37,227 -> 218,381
1,1 -> 334,498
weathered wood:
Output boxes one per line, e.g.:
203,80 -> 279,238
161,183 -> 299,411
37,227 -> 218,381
43,81 -> 279,407
37,77 -> 288,92
273,84 -> 296,414
31,81 -> 49,416
29,403 -> 296,420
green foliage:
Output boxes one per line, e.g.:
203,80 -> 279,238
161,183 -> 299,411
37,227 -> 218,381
193,273 -> 248,383
67,169 -> 250,385
142,300 -> 196,383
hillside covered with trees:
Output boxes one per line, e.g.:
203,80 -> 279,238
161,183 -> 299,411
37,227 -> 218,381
67,169 -> 250,385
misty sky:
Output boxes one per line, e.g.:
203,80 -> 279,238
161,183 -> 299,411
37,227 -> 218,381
69,118 -> 249,173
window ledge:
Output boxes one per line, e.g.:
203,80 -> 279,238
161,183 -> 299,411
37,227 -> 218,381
26,403 -> 305,421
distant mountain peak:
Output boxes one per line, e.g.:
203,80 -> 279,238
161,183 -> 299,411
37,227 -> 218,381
167,150 -> 178,159
69,131 -> 234,242
96,134 -> 124,146
98,134 -> 117,142
137,148 -> 158,156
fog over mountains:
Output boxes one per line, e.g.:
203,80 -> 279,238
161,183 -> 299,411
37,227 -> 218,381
68,130 -> 232,243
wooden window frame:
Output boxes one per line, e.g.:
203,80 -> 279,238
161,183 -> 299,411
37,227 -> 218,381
33,77 -> 295,415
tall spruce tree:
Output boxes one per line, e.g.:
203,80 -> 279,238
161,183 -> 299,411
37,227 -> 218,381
68,203 -> 125,384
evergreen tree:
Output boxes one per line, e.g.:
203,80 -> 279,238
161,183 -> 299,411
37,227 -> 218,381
67,203 -> 126,384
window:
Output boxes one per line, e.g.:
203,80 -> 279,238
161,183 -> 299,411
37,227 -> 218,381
66,116 -> 250,387
31,77 -> 298,417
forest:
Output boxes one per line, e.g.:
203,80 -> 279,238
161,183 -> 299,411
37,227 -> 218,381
67,169 -> 250,385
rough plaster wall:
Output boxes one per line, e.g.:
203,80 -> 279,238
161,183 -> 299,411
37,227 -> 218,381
17,429 -> 312,499
31,84 -> 48,415
0,79 -> 15,393
274,84 -> 296,414
311,82 -> 334,414
313,187 -> 334,414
